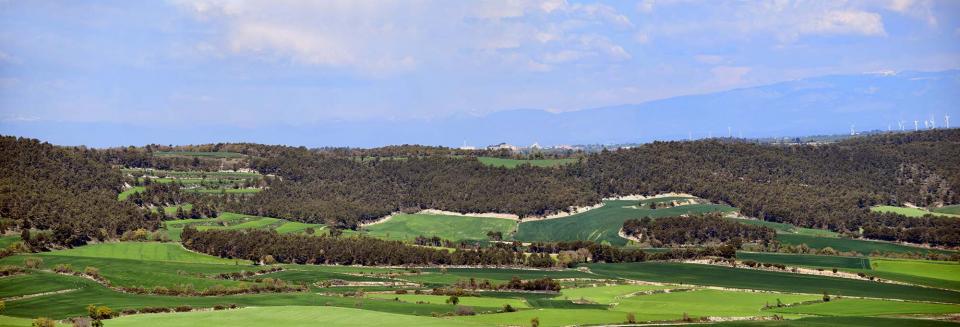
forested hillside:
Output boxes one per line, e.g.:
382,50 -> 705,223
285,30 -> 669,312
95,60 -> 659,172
0,136 -> 159,247
3,130 -> 959,248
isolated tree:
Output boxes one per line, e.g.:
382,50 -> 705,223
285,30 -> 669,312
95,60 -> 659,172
626,312 -> 636,324
530,317 -> 539,327
446,295 -> 459,305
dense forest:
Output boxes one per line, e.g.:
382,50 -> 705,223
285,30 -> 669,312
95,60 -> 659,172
3,130 -> 959,248
0,136 -> 161,247
621,213 -> 776,247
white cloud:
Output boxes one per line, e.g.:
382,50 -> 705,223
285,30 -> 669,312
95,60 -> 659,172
709,66 -> 751,88
801,10 -> 886,37
172,0 -> 634,75
886,0 -> 937,26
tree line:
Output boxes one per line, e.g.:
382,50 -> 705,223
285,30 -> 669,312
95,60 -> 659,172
621,213 -> 776,247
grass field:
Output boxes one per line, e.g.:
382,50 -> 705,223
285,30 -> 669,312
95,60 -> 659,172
612,289 -> 819,320
871,205 -> 960,218
0,271 -> 458,319
453,308 -> 626,327
771,298 -> 960,316
736,252 -> 871,270
731,219 -> 839,237
0,235 -> 20,248
0,272 -> 84,299
364,213 -> 517,242
39,242 -> 238,264
776,234 -> 954,255
870,259 -> 960,282
117,186 -> 145,201
933,204 -> 960,215
586,262 -> 960,303
515,200 -> 737,246
164,212 -> 331,241
366,293 -> 530,310
105,306 -> 476,327
403,268 -> 595,286
153,151 -> 246,158
558,284 -> 676,304
715,316 -> 960,327
476,157 -> 578,168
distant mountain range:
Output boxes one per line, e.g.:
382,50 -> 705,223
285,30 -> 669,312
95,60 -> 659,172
3,70 -> 958,148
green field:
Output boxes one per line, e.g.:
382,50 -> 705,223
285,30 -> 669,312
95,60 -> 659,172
612,289 -> 819,320
771,298 -> 960,316
732,218 -> 839,237
153,151 -> 246,158
164,212 -> 331,241
736,252 -> 871,270
776,234 -> 954,255
39,242 -> 238,264
105,306 -> 474,327
0,235 -> 20,248
366,293 -> 530,310
117,186 -> 145,201
871,205 -> 960,218
558,284 -> 675,304
364,213 -> 517,242
402,268 -> 594,286
476,157 -> 578,168
933,204 -> 960,215
586,262 -> 960,303
515,200 -> 737,246
453,308 -> 626,327
716,316 -> 960,327
870,259 -> 960,282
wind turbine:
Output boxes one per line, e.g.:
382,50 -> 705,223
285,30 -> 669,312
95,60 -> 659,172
897,121 -> 904,131
924,120 -> 930,129
850,124 -> 856,136
914,120 -> 919,131
727,126 -> 732,138
930,115 -> 937,129
946,115 -> 951,128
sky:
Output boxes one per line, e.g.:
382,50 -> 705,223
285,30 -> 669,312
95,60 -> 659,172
1,0 -> 959,145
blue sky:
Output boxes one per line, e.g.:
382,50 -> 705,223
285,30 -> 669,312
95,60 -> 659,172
1,0 -> 959,143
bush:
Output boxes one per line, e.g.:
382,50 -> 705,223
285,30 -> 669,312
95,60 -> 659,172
0,265 -> 26,277
120,308 -> 137,315
503,304 -> 516,312
32,318 -> 56,327
174,305 -> 192,312
213,305 -> 226,310
626,312 -> 636,324
53,264 -> 73,274
138,307 -> 171,314
446,295 -> 460,305
531,317 -> 540,327
454,305 -> 475,316
24,257 -> 43,269
87,304 -> 114,320
84,266 -> 100,278
395,289 -> 408,294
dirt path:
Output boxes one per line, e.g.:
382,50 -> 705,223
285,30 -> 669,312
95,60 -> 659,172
3,288 -> 77,301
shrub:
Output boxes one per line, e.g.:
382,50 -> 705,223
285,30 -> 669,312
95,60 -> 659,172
503,304 -> 516,312
24,257 -> 43,269
87,304 -> 114,320
395,289 -> 408,294
53,264 -> 73,274
120,308 -> 137,315
446,295 -> 460,305
0,265 -> 26,277
213,305 -> 226,310
84,266 -> 100,278
32,317 -> 55,327
626,312 -> 636,324
454,305 -> 475,316
174,305 -> 192,312
531,317 -> 540,327
70,317 -> 91,327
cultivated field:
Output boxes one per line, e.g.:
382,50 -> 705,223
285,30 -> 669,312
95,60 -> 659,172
870,205 -> 960,218
736,252 -> 871,270
363,213 -> 517,242
775,234 -> 953,255
515,200 -> 737,245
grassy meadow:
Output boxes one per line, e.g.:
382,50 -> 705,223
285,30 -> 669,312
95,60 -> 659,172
515,200 -> 737,245
363,213 -> 517,242
870,205 -> 960,218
